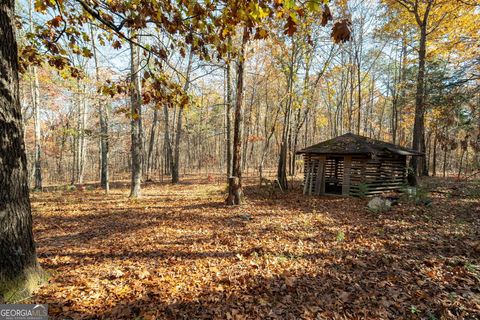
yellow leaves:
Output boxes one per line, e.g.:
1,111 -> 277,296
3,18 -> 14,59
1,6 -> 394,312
283,0 -> 297,11
306,0 -> 322,13
248,2 -> 270,21
382,0 -> 478,62
222,28 -> 230,38
131,110 -> 140,121
113,285 -> 131,298
34,0 -> 55,13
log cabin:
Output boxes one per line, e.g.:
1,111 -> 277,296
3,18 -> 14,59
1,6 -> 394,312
297,133 -> 424,196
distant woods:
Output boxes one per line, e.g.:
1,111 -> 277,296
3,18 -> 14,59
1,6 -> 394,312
18,0 -> 479,195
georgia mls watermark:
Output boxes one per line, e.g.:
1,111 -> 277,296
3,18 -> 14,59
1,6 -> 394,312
0,304 -> 48,320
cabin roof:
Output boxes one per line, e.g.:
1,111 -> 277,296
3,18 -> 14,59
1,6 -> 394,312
297,133 -> 424,156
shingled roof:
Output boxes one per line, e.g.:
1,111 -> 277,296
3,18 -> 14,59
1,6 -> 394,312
297,133 -> 423,156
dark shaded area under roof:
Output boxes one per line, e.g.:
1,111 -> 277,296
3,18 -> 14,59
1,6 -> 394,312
297,133 -> 424,156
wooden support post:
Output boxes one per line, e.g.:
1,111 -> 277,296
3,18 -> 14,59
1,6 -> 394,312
303,156 -> 310,195
308,161 -> 315,195
342,155 -> 352,195
314,161 -> 322,195
317,155 -> 326,195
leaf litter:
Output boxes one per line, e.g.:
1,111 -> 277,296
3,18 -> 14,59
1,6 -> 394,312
30,177 -> 479,319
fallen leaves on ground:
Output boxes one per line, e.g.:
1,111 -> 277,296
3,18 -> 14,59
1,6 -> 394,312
30,176 -> 480,319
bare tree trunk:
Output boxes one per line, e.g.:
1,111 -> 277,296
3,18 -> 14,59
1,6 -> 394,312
225,46 -> 233,178
91,25 -> 109,192
443,146 -> 447,178
146,107 -> 158,181
129,37 -> 143,197
0,0 -> 43,300
348,52 -> 354,133
163,104 -> 173,176
409,2 -> 433,184
457,149 -> 465,179
355,50 -> 362,135
227,28 -> 247,205
432,130 -> 437,176
172,48 -> 193,184
277,40 -> 297,190
27,0 -> 42,190
71,123 -> 77,185
32,67 -> 42,190
78,84 -> 87,184
258,78 -> 278,181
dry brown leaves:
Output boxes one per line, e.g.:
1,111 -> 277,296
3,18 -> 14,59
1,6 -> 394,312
30,177 -> 480,319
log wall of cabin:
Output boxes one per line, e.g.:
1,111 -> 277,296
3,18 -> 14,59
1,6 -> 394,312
303,153 -> 407,196
349,154 -> 407,196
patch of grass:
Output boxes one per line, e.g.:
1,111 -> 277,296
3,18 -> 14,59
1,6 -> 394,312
410,305 -> 419,314
465,262 -> 478,273
336,230 -> 345,242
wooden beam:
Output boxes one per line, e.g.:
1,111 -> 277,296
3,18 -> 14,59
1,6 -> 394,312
308,161 -> 315,195
342,155 -> 352,195
317,155 -> 326,195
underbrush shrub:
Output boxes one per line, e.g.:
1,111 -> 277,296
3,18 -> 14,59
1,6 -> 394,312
357,183 -> 369,198
401,185 -> 432,206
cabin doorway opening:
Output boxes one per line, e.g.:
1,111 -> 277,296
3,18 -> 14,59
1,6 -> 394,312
324,156 -> 344,195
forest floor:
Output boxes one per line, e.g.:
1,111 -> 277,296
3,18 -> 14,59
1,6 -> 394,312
30,176 -> 480,319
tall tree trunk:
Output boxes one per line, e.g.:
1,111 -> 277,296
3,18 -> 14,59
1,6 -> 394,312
91,24 -> 109,192
28,0 -> 42,190
172,48 -> 193,184
78,84 -> 87,184
163,104 -> 173,176
258,78 -> 278,181
226,28 -> 247,205
0,0 -> 43,300
32,67 -> 42,190
129,37 -> 143,197
225,49 -> 233,177
348,52 -> 354,133
432,130 -> 437,176
457,148 -> 465,179
146,107 -> 158,181
410,6 -> 431,184
355,51 -> 362,135
277,40 -> 296,190
443,146 -> 447,178
398,33 -> 407,144
71,123 -> 77,185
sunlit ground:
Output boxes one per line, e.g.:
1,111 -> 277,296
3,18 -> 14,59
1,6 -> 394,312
30,176 -> 480,319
